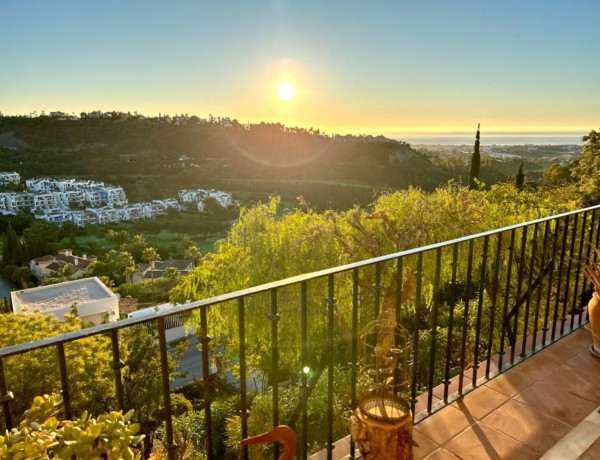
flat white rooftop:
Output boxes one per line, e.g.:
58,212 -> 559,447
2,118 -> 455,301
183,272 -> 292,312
12,277 -> 115,313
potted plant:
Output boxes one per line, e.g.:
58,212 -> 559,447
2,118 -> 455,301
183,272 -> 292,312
582,250 -> 600,358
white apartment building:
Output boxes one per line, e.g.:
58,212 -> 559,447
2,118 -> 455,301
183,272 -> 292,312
5,193 -> 35,213
33,193 -> 56,209
26,178 -> 53,192
0,172 -> 20,185
70,210 -> 99,227
104,186 -> 128,206
179,189 -> 198,203
53,190 -> 86,209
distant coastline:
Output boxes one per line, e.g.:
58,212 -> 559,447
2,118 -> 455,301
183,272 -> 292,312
396,133 -> 585,146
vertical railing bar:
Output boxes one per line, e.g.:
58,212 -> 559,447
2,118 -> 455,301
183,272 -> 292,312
520,223 -> 538,357
561,213 -> 578,335
552,215 -> 570,341
542,219 -> 560,345
238,297 -> 249,460
510,226 -> 528,365
472,236 -> 489,385
158,317 -> 176,460
427,248 -> 442,413
571,211 -> 588,328
573,211 -> 594,326
350,270 -> 359,460
443,244 -> 458,403
109,329 -> 124,411
199,307 -> 213,460
374,262 -> 381,319
587,209 -> 600,322
458,240 -> 474,396
270,288 -> 280,460
498,229 -> 516,371
326,275 -> 335,460
0,358 -> 13,429
532,220 -> 550,352
56,343 -> 72,420
410,253 -> 423,418
393,258 -> 403,400
578,210 -> 593,324
300,282 -> 308,460
486,232 -> 502,379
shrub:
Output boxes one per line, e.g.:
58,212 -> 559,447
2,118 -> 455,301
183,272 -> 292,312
0,394 -> 144,459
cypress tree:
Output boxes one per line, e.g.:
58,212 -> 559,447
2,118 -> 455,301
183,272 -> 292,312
468,123 -> 481,190
516,161 -> 525,190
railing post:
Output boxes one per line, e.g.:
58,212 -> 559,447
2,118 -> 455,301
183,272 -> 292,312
109,329 -> 125,411
427,248 -> 442,413
0,358 -> 14,429
458,240 -> 474,395
520,223 -> 539,358
350,269 -> 359,460
498,229 -> 516,371
410,252 -> 423,416
443,244 -> 458,403
238,297 -> 249,460
485,233 -> 502,379
56,343 -> 72,420
269,289 -> 280,460
472,236 -> 489,384
157,317 -> 176,460
326,275 -> 336,460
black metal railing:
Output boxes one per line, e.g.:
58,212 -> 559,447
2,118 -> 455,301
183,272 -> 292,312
1,204 -> 599,460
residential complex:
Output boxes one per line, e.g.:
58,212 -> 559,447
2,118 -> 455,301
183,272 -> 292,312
0,174 -> 233,227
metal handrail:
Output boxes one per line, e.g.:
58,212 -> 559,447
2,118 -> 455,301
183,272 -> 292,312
0,202 -> 598,460
1,203 -> 598,359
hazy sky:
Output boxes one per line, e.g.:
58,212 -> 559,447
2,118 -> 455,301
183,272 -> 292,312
1,1 -> 599,135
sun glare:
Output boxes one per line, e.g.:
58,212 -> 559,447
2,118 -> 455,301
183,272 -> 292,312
277,81 -> 295,101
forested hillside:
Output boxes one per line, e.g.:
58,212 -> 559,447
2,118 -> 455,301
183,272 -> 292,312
0,116 -> 457,208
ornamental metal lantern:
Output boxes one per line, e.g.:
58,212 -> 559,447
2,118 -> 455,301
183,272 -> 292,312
357,310 -> 412,424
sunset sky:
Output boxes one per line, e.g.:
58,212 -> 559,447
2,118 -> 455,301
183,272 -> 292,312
1,1 -> 599,136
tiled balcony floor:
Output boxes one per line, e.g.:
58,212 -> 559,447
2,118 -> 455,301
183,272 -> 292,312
413,326 -> 600,459
311,325 -> 600,459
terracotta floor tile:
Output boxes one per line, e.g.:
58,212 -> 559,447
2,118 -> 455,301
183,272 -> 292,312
451,386 -> 509,421
414,405 -> 474,445
515,379 -> 597,426
308,436 -> 350,460
423,448 -> 460,459
444,422 -> 539,460
512,348 -> 564,380
415,391 -> 442,417
543,363 -> 600,404
578,437 -> 600,460
431,372 -> 474,401
567,350 -> 600,376
543,330 -> 592,362
484,366 -> 537,398
482,400 -> 572,453
413,430 -> 439,459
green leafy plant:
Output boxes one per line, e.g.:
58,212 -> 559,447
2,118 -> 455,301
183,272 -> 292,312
0,394 -> 144,459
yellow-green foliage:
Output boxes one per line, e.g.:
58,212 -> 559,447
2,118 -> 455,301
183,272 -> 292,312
0,394 -> 144,459
0,314 -> 115,426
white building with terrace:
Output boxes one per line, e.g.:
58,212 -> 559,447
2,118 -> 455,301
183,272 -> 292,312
11,277 -> 119,325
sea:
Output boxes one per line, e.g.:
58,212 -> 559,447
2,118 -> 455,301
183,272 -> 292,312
395,133 -> 585,146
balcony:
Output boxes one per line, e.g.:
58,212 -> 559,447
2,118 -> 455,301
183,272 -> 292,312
1,205 -> 600,459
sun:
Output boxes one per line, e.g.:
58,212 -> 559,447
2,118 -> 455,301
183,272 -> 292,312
277,80 -> 295,101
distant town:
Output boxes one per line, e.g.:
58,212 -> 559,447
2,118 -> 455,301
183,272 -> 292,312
0,172 -> 233,227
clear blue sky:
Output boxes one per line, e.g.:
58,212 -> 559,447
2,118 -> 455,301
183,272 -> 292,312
1,0 -> 598,135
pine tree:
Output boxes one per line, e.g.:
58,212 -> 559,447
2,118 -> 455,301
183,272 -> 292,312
468,123 -> 481,190
516,161 -> 525,190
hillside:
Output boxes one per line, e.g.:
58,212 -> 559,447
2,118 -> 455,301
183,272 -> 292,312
0,116 -> 458,208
